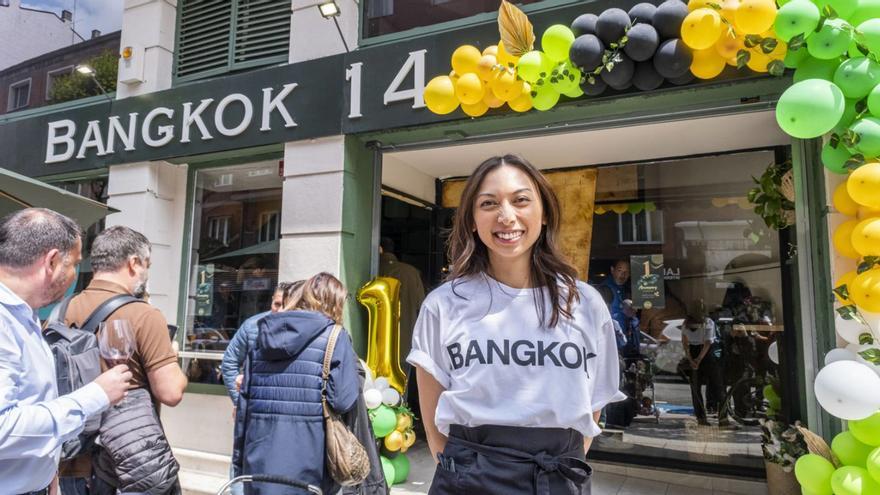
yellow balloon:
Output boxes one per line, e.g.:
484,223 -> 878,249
357,277 -> 407,393
688,0 -> 712,10
455,72 -> 485,105
850,268 -> 880,313
848,162 -> 880,209
449,70 -> 460,83
682,8 -> 725,50
735,0 -> 777,35
508,92 -> 533,112
483,44 -> 498,57
611,204 -> 629,214
451,45 -> 482,76
461,100 -> 489,117
834,182 -> 861,216
483,88 -> 505,108
835,270 -> 858,304
490,70 -> 523,101
852,217 -> 880,257
497,41 -> 520,68
424,76 -> 459,115
716,30 -> 743,60
477,54 -> 499,82
691,47 -> 727,79
859,205 -> 880,219
834,219 -> 862,259
720,0 -> 740,23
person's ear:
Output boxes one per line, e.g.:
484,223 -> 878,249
44,248 -> 62,273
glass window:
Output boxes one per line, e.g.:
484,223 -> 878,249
8,79 -> 30,111
46,67 -> 73,101
588,150 -> 790,474
363,0 -> 544,38
53,177 -> 109,292
182,162 -> 283,385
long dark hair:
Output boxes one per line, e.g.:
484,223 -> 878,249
446,154 -> 579,327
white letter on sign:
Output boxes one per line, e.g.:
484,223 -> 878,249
383,49 -> 426,109
76,120 -> 107,158
215,94 -> 254,137
142,107 -> 175,147
346,62 -> 363,119
45,120 -> 76,164
181,98 -> 214,143
260,83 -> 297,131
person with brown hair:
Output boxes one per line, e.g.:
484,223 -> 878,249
408,155 -> 625,494
232,272 -> 362,495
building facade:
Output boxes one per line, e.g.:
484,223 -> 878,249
0,0 -> 78,71
0,0 -> 844,492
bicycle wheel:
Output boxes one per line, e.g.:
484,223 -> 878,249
723,377 -> 763,426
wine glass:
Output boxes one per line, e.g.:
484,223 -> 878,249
98,319 -> 136,367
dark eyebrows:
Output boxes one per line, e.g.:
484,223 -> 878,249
476,188 -> 533,198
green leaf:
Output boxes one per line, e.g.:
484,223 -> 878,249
830,133 -> 841,148
610,42 -> 618,49
761,38 -> 779,54
859,348 -> 880,365
837,305 -> 860,320
707,2 -> 722,9
788,33 -> 806,52
605,62 -> 615,71
619,36 -> 628,45
846,154 -> 867,171
843,129 -> 861,148
768,60 -> 785,77
833,284 -> 851,302
737,49 -> 751,69
744,35 -> 762,48
822,5 -> 838,18
858,257 -> 880,273
860,333 -> 875,345
816,17 -> 827,32
749,232 -> 761,244
856,97 -> 869,116
587,75 -> 595,84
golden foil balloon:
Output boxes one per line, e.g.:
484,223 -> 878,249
357,277 -> 407,393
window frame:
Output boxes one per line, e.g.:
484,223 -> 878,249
7,78 -> 32,111
45,66 -> 74,101
618,209 -> 664,245
206,215 -> 231,245
257,210 -> 280,243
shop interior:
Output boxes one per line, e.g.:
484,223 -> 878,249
379,110 -> 796,477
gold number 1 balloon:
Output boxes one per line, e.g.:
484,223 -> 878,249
357,277 -> 407,393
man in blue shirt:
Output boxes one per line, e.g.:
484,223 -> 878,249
0,208 -> 131,495
602,258 -> 631,331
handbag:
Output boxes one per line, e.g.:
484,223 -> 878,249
322,324 -> 371,486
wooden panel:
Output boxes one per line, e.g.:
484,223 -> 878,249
440,168 -> 598,279
595,164 -> 638,202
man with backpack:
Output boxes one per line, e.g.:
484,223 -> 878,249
60,226 -> 188,494
0,208 -> 132,495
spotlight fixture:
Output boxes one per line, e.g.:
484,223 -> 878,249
318,1 -> 341,18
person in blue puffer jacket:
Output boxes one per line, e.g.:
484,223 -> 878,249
233,272 -> 362,495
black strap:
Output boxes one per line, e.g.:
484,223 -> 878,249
46,294 -> 75,326
80,294 -> 144,334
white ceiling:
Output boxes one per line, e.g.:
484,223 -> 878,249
382,110 -> 789,203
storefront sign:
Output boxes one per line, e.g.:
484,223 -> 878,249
631,254 -> 666,310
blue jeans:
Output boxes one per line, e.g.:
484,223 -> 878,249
59,478 -> 88,495
229,465 -> 244,495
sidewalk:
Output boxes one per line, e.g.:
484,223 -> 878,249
391,442 -> 768,495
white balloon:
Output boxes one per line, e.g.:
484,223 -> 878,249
364,388 -> 383,410
846,344 -> 880,376
768,341 -> 779,364
374,377 -> 390,391
361,360 -> 373,383
363,374 -> 374,392
381,387 -> 401,407
814,361 -> 880,420
836,314 -> 870,345
825,348 -> 859,366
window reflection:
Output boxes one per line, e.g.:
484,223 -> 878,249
363,0 -> 543,38
589,150 -> 787,472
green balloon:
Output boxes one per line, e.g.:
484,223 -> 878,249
776,79 -> 846,138
850,412 -> 880,447
795,454 -> 836,495
562,84 -> 584,98
380,456 -> 396,486
834,57 -> 880,99
813,0 -> 858,19
823,141 -> 853,174
850,117 -> 880,157
370,405 -> 397,437
776,0 -> 821,43
517,50 -> 553,84
834,98 -> 859,134
794,56 -> 842,82
868,85 -> 880,116
763,384 -> 779,401
531,82 -> 561,111
850,0 -> 880,26
831,466 -> 880,495
785,46 -> 811,69
833,431 -> 876,467
808,18 -> 853,60
390,453 -> 410,484
867,447 -> 880,485
549,60 -> 581,94
542,25 -> 576,63
858,19 -> 880,59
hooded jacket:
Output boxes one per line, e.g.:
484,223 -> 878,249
233,310 -> 361,495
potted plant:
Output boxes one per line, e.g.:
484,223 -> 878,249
761,418 -> 809,495
747,160 -> 796,237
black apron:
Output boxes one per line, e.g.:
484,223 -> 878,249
429,424 -> 592,495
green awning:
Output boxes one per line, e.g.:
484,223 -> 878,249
0,168 -> 116,228
204,239 -> 280,261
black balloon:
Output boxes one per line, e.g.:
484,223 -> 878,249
668,70 -> 695,85
653,38 -> 692,79
653,0 -> 689,40
580,76 -> 608,96
632,61 -> 665,91
609,80 -> 633,91
569,34 -> 605,72
571,13 -> 599,36
596,8 -> 632,45
624,23 -> 659,62
628,3 -> 657,25
601,54 -> 635,89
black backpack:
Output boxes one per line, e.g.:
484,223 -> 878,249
43,293 -> 144,461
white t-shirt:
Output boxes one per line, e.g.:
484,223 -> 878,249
681,318 -> 717,345
407,275 -> 626,438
